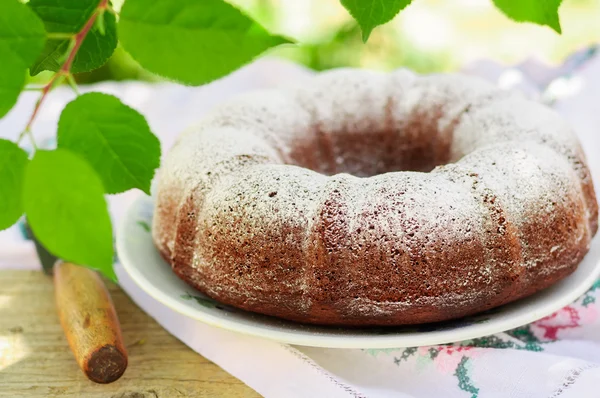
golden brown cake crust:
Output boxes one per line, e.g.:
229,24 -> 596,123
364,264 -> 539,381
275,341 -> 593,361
152,69 -> 598,326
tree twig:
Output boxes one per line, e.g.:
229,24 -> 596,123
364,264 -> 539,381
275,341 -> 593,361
19,0 -> 109,146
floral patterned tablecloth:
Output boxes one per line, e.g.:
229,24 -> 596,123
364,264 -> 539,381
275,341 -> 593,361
1,53 -> 600,397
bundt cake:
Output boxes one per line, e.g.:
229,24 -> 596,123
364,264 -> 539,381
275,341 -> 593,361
152,69 -> 598,326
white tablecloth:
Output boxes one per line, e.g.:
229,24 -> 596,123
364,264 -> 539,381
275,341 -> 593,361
2,55 -> 600,397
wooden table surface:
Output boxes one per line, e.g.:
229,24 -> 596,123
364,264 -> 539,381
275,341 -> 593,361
0,270 -> 260,398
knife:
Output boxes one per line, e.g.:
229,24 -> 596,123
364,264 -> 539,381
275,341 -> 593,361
24,222 -> 128,383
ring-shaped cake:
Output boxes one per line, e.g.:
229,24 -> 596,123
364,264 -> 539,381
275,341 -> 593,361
153,69 -> 598,325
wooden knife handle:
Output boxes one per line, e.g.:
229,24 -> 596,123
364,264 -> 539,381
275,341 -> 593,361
54,261 -> 128,383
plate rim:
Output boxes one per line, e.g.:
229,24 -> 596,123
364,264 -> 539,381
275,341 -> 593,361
117,194 -> 600,348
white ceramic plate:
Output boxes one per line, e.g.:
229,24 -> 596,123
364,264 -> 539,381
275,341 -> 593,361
117,195 -> 600,348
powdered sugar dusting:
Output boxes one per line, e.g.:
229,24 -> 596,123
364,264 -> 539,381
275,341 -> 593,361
152,68 -> 597,326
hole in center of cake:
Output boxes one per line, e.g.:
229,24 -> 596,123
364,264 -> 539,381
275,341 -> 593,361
287,126 -> 450,178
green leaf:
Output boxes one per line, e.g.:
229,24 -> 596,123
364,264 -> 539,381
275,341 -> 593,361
340,0 -> 412,42
0,140 -> 29,230
28,0 -> 118,75
0,0 -> 46,117
492,0 -> 562,33
118,0 -> 293,85
0,63 -> 26,119
23,149 -> 115,281
0,0 -> 47,68
57,93 -> 160,195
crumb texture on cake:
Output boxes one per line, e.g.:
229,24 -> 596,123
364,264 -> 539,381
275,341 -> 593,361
152,69 -> 598,326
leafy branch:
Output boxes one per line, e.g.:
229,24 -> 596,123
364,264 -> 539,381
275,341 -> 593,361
0,0 -> 291,281
20,0 -> 110,146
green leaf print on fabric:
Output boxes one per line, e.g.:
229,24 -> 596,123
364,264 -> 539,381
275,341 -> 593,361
582,295 -> 595,307
454,356 -> 479,398
580,279 -> 600,307
506,324 -> 544,345
427,347 -> 441,360
464,334 -> 544,352
393,347 -> 418,365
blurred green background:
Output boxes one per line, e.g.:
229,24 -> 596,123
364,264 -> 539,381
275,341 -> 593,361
37,0 -> 600,85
